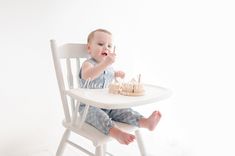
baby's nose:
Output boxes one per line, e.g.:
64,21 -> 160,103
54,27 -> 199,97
104,47 -> 109,51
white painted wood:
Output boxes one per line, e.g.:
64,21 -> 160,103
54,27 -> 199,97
76,58 -> 81,87
66,59 -> 76,120
78,104 -> 90,129
58,43 -> 89,58
56,129 -> 71,156
95,146 -> 103,156
66,84 -> 172,109
103,144 -> 106,154
135,130 -> 147,156
66,58 -> 74,89
62,119 -> 137,147
72,100 -> 79,125
67,140 -> 95,156
50,40 -> 71,123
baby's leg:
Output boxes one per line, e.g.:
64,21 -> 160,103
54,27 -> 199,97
139,111 -> 162,131
79,106 -> 135,145
109,108 -> 161,131
107,108 -> 145,144
79,106 -> 114,135
108,108 -> 143,127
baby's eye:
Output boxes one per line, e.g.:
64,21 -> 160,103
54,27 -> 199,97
98,43 -> 104,46
108,45 -> 112,48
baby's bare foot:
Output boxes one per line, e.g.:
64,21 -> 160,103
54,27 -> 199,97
139,111 -> 162,131
109,127 -> 135,145
148,111 -> 161,131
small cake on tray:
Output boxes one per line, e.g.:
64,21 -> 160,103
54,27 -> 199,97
108,75 -> 145,96
108,81 -> 122,94
120,79 -> 145,96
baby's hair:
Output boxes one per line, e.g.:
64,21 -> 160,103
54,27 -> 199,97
87,29 -> 112,43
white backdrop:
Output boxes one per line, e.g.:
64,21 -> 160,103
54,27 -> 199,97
1,0 -> 235,156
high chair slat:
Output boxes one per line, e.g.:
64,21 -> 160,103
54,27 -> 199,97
58,43 -> 89,59
76,58 -> 81,88
66,58 -> 74,89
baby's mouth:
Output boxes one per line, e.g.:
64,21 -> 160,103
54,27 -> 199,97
101,52 -> 107,56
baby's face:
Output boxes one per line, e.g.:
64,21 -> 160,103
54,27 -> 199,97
87,31 -> 114,62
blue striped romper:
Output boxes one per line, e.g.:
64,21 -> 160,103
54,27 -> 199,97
79,58 -> 143,135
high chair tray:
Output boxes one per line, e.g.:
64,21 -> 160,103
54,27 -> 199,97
66,84 -> 172,109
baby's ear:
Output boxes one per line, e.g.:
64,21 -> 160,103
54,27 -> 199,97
86,44 -> 91,54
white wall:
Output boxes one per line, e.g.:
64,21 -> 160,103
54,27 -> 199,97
1,0 -> 235,155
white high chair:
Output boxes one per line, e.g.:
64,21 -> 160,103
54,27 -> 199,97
50,39 -> 171,156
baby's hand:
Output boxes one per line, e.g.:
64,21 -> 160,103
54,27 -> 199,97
115,71 -> 125,79
103,51 -> 116,65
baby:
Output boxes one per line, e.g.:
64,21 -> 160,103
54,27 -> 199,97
79,28 -> 161,145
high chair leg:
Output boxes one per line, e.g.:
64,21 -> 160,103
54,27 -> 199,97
135,130 -> 147,156
56,129 -> 71,156
103,144 -> 107,155
95,145 -> 104,156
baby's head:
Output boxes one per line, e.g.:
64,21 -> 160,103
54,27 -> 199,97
87,29 -> 112,43
87,29 -> 114,62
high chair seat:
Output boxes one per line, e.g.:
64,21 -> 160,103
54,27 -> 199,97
63,119 -> 138,147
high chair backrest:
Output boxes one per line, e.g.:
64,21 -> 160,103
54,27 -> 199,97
50,40 -> 89,123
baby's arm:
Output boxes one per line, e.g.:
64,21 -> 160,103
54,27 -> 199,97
115,70 -> 125,79
81,53 -> 116,80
